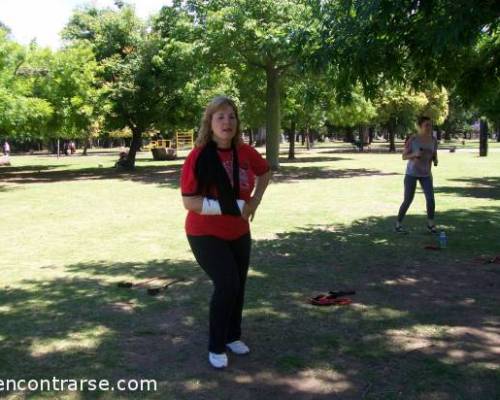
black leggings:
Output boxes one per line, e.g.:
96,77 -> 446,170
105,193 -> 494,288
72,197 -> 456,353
398,174 -> 435,223
187,233 -> 251,353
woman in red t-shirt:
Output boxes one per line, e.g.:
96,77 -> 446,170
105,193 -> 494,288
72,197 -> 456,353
180,96 -> 271,369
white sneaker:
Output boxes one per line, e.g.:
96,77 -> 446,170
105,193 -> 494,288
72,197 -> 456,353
226,340 -> 250,355
208,352 -> 228,369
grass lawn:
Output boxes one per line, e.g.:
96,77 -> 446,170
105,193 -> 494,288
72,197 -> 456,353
0,145 -> 499,399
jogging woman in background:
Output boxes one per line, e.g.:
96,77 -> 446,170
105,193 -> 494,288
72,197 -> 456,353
180,96 -> 271,369
395,116 -> 439,234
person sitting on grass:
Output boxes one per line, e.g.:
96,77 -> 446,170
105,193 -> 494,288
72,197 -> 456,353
395,115 -> 439,234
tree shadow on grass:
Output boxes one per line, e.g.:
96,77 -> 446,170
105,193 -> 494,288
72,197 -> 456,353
0,160 -> 400,189
272,166 -> 398,183
0,164 -> 183,189
436,177 -> 500,200
136,156 -> 187,163
0,164 -> 70,173
279,156 -> 352,164
0,207 -> 499,399
0,165 -> 70,192
0,185 -> 17,193
247,206 -> 500,398
0,258 -> 207,399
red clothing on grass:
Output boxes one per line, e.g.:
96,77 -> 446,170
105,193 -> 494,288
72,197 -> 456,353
180,143 -> 270,240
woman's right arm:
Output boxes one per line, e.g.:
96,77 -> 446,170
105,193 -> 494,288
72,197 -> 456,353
180,149 -> 203,213
182,196 -> 203,213
402,137 -> 419,160
402,151 -> 417,160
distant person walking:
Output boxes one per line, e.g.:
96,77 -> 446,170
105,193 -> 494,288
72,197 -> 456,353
3,140 -> 10,156
395,116 -> 439,234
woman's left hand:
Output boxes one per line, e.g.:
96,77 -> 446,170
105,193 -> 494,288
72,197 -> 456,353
242,197 -> 261,221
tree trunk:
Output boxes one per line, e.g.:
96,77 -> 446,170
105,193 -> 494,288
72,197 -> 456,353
436,127 -> 442,141
479,118 -> 488,157
496,121 -> 500,142
368,127 -> 374,144
249,128 -> 254,146
265,65 -> 281,170
82,138 -> 89,156
119,128 -> 142,169
389,128 -> 396,152
288,119 -> 296,160
305,127 -> 311,150
359,127 -> 364,152
345,127 -> 355,143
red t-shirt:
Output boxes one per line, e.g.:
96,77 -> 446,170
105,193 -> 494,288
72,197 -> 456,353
180,143 -> 270,240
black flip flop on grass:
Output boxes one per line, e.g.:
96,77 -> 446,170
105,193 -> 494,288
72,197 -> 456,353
147,278 -> 184,296
117,277 -> 184,296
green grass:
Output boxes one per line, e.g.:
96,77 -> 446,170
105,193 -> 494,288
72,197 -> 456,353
0,146 -> 499,399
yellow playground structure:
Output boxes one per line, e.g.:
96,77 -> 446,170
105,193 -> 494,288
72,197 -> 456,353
175,131 -> 194,149
147,131 -> 194,160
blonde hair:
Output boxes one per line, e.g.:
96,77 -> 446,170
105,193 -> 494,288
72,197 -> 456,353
195,96 -> 243,147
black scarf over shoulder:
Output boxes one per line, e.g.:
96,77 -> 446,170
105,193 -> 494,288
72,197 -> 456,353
195,140 -> 241,216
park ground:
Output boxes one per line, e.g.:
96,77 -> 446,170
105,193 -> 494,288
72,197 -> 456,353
0,141 -> 499,399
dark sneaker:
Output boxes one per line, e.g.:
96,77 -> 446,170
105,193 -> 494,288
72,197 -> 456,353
427,225 -> 438,234
395,225 -> 408,234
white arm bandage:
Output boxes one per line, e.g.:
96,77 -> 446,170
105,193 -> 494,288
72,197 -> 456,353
236,199 -> 246,214
200,198 -> 246,215
201,198 -> 222,215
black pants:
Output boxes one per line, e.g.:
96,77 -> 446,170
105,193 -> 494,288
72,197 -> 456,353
187,233 -> 251,353
397,174 -> 435,223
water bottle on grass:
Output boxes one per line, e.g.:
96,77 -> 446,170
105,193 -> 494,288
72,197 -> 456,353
439,231 -> 447,249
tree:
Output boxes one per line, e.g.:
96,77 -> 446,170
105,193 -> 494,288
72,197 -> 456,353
234,64 -> 266,145
319,0 -> 496,153
0,30 -> 53,146
374,85 -> 427,152
0,87 -> 53,145
454,25 -> 500,148
318,0 -> 500,93
442,92 -> 475,140
282,69 -> 335,155
326,86 -> 377,148
0,21 -> 10,34
63,3 -> 198,168
190,0 -> 321,169
373,84 -> 448,152
28,44 -> 102,149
